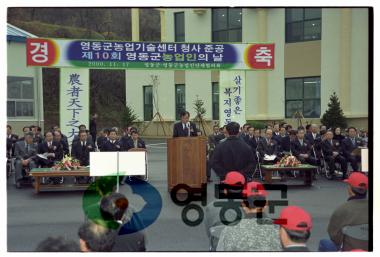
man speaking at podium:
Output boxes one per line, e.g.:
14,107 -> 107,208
173,111 -> 200,137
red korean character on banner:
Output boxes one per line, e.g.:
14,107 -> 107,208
245,43 -> 275,69
26,38 -> 58,66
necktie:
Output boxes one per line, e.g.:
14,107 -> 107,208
330,140 -> 333,146
352,138 -> 356,146
26,144 -> 29,152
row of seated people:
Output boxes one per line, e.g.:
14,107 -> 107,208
208,124 -> 366,180
8,125 -> 146,188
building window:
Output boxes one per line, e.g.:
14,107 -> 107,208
174,12 -> 185,42
285,8 -> 321,43
212,82 -> 219,120
285,77 -> 321,118
175,84 -> 185,120
7,77 -> 34,118
212,8 -> 242,42
143,85 -> 153,121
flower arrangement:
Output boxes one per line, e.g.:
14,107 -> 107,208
275,154 -> 301,167
52,155 -> 81,170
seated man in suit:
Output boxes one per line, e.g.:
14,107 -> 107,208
37,131 -> 63,167
214,126 -> 226,145
97,128 -> 110,151
6,125 -> 19,158
71,130 -> 95,183
257,128 -> 279,162
125,130 -> 146,151
239,123 -> 250,141
72,124 -> 93,145
272,123 -> 281,144
245,126 -> 258,151
322,131 -> 348,179
52,126 -> 69,145
341,127 -> 364,171
278,126 -> 291,154
290,129 -> 318,166
53,130 -> 69,157
305,124 -> 322,159
211,122 -> 255,181
14,132 -> 38,188
173,110 -> 199,137
38,131 -> 64,184
18,126 -> 32,142
253,128 -> 262,148
101,129 -> 122,152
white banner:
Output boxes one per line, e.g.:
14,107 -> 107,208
219,71 -> 246,126
60,68 -> 89,146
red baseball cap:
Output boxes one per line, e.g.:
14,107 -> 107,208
243,181 -> 268,197
222,171 -> 245,186
344,172 -> 368,189
275,206 -> 312,232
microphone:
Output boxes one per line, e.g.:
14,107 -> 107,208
186,122 -> 191,137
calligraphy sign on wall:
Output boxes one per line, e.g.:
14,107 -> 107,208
26,38 -> 275,70
60,68 -> 89,146
219,71 -> 246,126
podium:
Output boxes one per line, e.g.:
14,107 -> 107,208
167,136 -> 207,191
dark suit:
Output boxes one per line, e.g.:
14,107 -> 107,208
6,134 -> 19,157
89,118 -> 97,144
272,132 -> 281,144
245,135 -> 258,152
341,137 -> 364,170
257,138 -> 279,160
173,122 -> 198,137
119,135 -> 131,151
101,139 -> 122,152
14,141 -> 37,181
125,138 -> 146,151
305,132 -> 322,159
72,134 -> 93,145
214,134 -> 225,145
97,136 -> 108,151
33,134 -> 44,144
290,139 -> 318,166
322,139 -> 348,175
278,135 -> 291,153
211,136 -> 255,180
37,141 -> 63,167
71,140 -> 95,166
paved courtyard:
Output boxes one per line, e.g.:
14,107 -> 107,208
7,139 -> 351,251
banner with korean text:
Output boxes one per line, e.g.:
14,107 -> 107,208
26,38 -> 275,70
60,68 -> 89,145
219,71 -> 246,126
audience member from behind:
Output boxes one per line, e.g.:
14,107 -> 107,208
78,220 -> 117,252
276,206 -> 313,252
319,172 -> 368,251
216,181 -> 282,251
99,192 -> 146,251
211,122 -> 255,180
205,171 -> 246,250
36,236 -> 80,252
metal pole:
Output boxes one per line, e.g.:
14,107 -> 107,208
116,152 -> 119,192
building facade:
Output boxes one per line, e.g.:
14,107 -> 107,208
126,8 -> 369,136
7,23 -> 44,135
